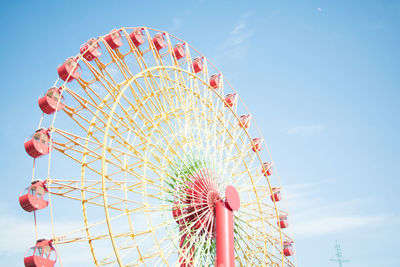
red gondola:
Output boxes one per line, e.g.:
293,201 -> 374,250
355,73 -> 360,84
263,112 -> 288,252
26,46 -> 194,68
278,215 -> 288,229
251,137 -> 263,152
24,128 -> 51,158
24,239 -> 56,267
192,57 -> 203,73
80,38 -> 102,61
19,180 -> 48,212
129,28 -> 145,47
283,241 -> 294,256
57,57 -> 81,82
38,87 -> 64,114
152,33 -> 166,51
224,93 -> 237,108
239,114 -> 251,129
104,29 -> 123,49
209,74 -> 221,89
262,162 -> 273,176
174,43 -> 185,60
270,187 -> 282,202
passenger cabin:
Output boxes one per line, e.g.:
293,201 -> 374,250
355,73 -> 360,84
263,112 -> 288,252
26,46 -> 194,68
174,43 -> 185,60
192,57 -> 204,73
38,87 -> 64,114
262,162 -> 273,176
270,187 -> 282,202
239,114 -> 251,129
251,137 -> 263,152
104,29 -> 123,49
129,28 -> 145,47
24,128 -> 51,158
283,241 -> 294,256
24,239 -> 56,267
152,33 -> 166,51
19,180 -> 48,212
57,57 -> 81,82
80,38 -> 102,61
209,74 -> 221,89
224,93 -> 237,108
278,215 -> 289,229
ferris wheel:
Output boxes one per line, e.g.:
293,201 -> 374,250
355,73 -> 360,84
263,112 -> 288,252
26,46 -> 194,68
20,26 -> 296,267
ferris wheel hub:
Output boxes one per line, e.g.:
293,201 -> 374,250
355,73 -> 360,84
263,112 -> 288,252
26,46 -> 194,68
225,185 -> 240,211
207,189 -> 220,212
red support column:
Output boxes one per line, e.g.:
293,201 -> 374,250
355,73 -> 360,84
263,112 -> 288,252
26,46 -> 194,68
216,200 -> 234,267
216,185 -> 240,267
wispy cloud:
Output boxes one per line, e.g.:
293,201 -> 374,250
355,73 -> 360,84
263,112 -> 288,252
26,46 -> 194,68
220,14 -> 254,60
285,124 -> 324,136
292,215 -> 384,237
0,214 -> 82,253
0,202 -> 169,265
282,181 -> 391,237
0,211 -> 108,266
284,179 -> 333,206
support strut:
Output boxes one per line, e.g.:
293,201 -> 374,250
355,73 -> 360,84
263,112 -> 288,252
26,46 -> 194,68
216,185 -> 240,267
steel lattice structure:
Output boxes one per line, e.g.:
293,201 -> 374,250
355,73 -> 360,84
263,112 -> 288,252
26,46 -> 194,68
22,26 -> 296,267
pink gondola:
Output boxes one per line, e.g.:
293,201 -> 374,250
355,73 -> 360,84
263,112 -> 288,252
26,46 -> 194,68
38,87 -> 64,114
278,215 -> 288,229
283,241 -> 294,256
24,239 -> 56,267
24,129 -> 51,158
262,162 -> 273,176
104,29 -> 123,49
57,57 -> 81,82
251,137 -> 263,152
129,28 -> 145,47
19,180 -> 48,212
209,74 -> 221,89
238,114 -> 251,129
224,93 -> 237,108
80,38 -> 102,61
270,187 -> 282,202
192,57 -> 203,73
174,43 -> 185,60
152,33 -> 166,51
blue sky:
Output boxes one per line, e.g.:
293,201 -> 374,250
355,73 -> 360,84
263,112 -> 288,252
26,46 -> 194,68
0,0 -> 399,266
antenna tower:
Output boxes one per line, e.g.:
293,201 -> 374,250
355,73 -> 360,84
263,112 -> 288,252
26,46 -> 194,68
330,240 -> 350,267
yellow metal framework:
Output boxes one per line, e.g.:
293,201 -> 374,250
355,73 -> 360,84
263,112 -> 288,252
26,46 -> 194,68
32,26 -> 296,266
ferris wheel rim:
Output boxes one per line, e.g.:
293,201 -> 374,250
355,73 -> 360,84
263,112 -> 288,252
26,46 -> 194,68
94,65 -> 282,265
